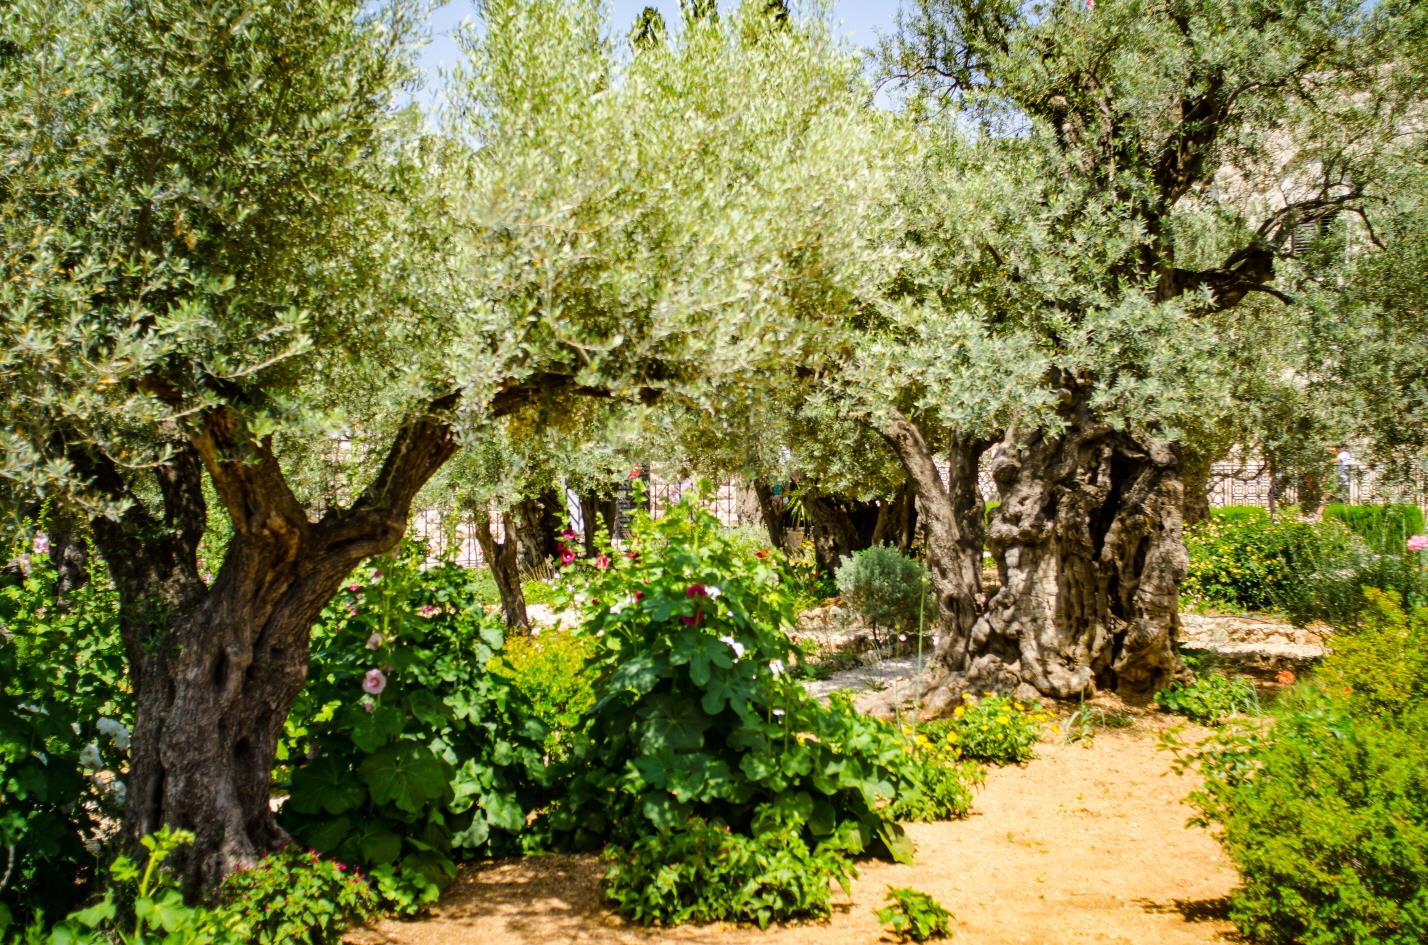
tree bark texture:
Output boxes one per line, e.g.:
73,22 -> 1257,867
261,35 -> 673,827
966,414 -> 1188,702
473,510 -> 530,631
877,414 -> 988,709
87,398 -> 459,897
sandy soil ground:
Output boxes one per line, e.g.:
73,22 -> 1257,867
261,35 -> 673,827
352,718 -> 1240,945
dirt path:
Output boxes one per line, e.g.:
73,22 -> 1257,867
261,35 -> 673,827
354,721 -> 1239,945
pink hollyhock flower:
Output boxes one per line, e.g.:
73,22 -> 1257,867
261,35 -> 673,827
366,633 -> 382,649
362,702 -> 375,713
595,554 -> 611,570
634,590 -> 644,601
627,550 -> 640,560
346,583 -> 362,592
1408,534 -> 1428,552
686,584 -> 707,598
629,466 -> 642,480
371,570 -> 382,580
560,548 -> 576,566
562,529 -> 578,541
362,669 -> 387,695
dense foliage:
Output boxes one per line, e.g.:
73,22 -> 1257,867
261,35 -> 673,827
532,492 -> 992,923
920,694 -> 1044,766
835,545 -> 930,634
1155,673 -> 1260,727
1183,506 -> 1426,624
1322,504 -> 1427,554
602,816 -> 854,928
0,538 -> 126,928
1178,590 -> 1428,945
281,545 -> 548,913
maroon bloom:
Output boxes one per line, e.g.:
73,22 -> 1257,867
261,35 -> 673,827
686,584 -> 707,598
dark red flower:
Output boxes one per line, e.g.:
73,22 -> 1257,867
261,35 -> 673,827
686,584 -> 707,598
755,549 -> 769,559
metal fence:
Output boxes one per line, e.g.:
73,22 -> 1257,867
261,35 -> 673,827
407,459 -> 1428,569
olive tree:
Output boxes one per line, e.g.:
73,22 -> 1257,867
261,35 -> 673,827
872,0 -> 1414,704
0,0 -> 895,891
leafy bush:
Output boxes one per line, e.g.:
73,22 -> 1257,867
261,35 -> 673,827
19,828 -> 245,945
1155,673 -> 1259,725
922,693 -> 1043,765
1323,503 -> 1427,554
886,728 -> 983,822
1183,507 -> 1425,624
220,847 -> 378,945
281,543 -> 548,913
540,489 -> 932,924
1183,508 -> 1351,614
0,536 -> 127,927
602,817 -> 853,928
835,544 -> 930,632
877,887 -> 953,942
492,629 -> 596,761
1176,591 -> 1428,945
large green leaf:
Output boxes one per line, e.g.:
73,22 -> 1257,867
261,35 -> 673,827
351,704 -> 405,753
359,742 -> 451,814
287,755 -> 367,815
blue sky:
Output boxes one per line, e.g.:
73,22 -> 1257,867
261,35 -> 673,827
415,2 -> 897,109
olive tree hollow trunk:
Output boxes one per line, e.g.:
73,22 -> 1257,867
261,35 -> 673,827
966,420 -> 1189,699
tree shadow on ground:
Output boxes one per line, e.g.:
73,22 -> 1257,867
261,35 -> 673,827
1134,896 -> 1249,941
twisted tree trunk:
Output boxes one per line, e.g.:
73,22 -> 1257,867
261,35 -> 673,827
511,489 -> 562,572
878,414 -> 990,713
800,487 -> 882,574
870,481 -> 917,554
86,401 -> 457,897
967,413 -> 1188,699
473,509 -> 529,631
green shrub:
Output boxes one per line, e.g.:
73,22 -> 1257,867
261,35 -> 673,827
923,693 -> 1043,765
1155,673 -> 1259,726
1177,592 -> 1428,945
1317,589 -> 1428,719
492,629 -> 596,761
540,488 -> 931,924
0,535 -> 127,927
877,887 -> 953,942
1183,509 -> 1351,614
1323,503 -> 1427,554
886,729 -> 983,822
20,828 -> 246,945
281,543 -> 548,913
220,847 -> 378,945
835,544 -> 930,633
602,817 -> 853,928
1183,508 -> 1425,625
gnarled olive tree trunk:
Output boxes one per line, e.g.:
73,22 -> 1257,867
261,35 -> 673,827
966,413 -> 1188,700
473,509 -> 530,631
85,404 -> 457,897
511,489 -> 563,573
